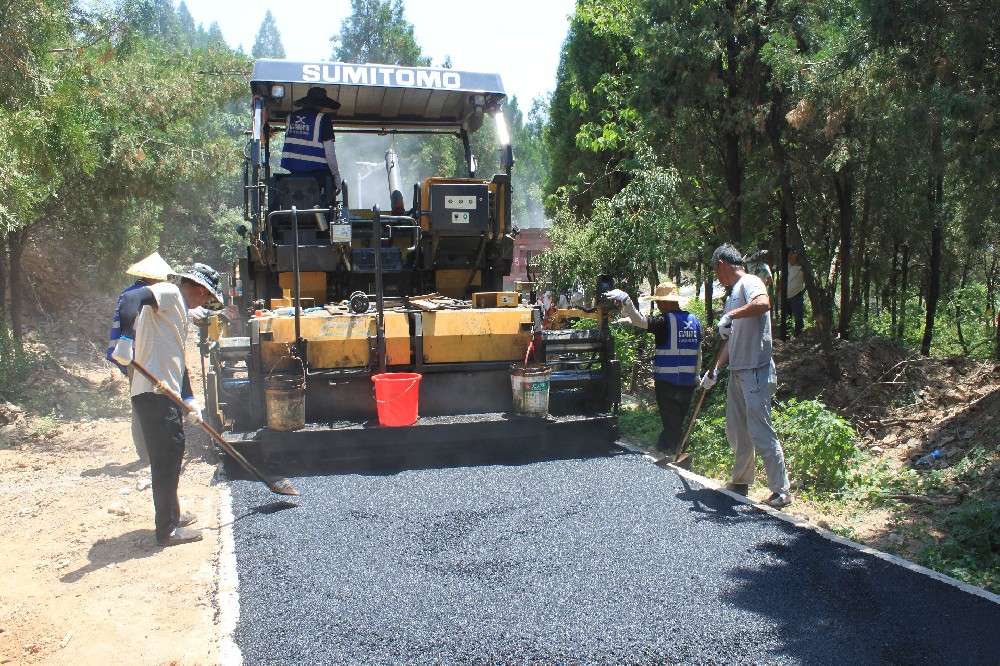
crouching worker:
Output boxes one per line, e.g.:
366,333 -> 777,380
607,283 -> 702,459
111,263 -> 224,546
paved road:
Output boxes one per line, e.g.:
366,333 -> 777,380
226,451 -> 1000,664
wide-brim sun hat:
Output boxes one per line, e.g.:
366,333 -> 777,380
640,282 -> 686,306
168,263 -> 224,309
293,86 -> 342,110
126,251 -> 173,281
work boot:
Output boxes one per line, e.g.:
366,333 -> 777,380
157,526 -> 203,547
724,482 -> 749,496
178,512 -> 197,527
764,492 -> 793,508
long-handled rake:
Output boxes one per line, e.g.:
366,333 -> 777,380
131,360 -> 298,496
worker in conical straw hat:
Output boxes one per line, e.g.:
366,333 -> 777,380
125,251 -> 174,282
108,251 -> 176,465
605,281 -> 703,460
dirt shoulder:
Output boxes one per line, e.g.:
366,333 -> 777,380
0,343 -> 223,665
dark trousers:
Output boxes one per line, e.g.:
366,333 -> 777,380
788,292 -> 805,336
132,393 -> 186,540
654,380 -> 696,455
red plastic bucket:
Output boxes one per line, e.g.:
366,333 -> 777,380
371,373 -> 421,426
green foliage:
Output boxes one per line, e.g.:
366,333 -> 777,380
0,318 -> 40,402
919,500 -> 1000,594
332,0 -> 430,66
537,152 -> 696,294
252,9 -> 285,59
773,397 -> 860,490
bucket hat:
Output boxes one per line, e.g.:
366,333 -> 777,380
126,251 -> 173,282
293,86 -> 341,110
641,282 -> 686,306
169,263 -> 224,309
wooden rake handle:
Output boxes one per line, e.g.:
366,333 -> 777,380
130,360 -> 298,496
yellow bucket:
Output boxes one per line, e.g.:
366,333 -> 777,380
264,374 -> 305,431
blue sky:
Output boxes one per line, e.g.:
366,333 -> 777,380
180,0 -> 577,104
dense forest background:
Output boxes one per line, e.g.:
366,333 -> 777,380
2,0 -> 999,366
543,0 -> 1000,368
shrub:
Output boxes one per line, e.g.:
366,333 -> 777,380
0,319 -> 39,402
773,397 -> 859,491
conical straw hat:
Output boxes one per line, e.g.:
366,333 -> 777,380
640,282 -> 686,305
126,252 -> 173,281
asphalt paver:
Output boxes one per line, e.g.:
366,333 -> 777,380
228,452 -> 1000,664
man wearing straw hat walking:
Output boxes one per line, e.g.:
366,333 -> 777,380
607,283 -> 702,459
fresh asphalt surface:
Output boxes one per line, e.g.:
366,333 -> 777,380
226,450 -> 1000,665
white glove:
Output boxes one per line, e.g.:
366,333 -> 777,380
717,313 -> 733,339
613,317 -> 631,326
604,289 -> 629,302
700,370 -> 717,390
111,336 -> 134,366
183,398 -> 203,425
189,306 -> 210,323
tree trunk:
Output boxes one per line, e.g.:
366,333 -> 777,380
897,243 -> 910,340
954,261 -> 969,354
890,239 -> 899,337
9,229 -> 25,340
704,273 -> 713,327
694,259 -> 702,305
921,211 -> 943,356
0,232 -> 7,326
779,204 -> 788,341
723,131 -> 742,245
853,131 -> 875,313
765,97 -> 839,376
833,167 -> 854,339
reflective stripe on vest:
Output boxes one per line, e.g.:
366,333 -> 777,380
653,311 -> 700,386
280,110 -> 328,172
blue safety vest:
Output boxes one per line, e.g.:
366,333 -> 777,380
280,109 -> 329,172
652,311 -> 702,386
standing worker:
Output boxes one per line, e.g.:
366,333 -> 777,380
280,86 -> 342,196
786,246 -> 806,337
608,283 -> 702,459
107,251 -> 174,464
700,244 -> 792,508
111,263 -> 224,546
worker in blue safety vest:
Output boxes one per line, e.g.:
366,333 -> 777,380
280,86 -> 343,195
607,282 -> 703,458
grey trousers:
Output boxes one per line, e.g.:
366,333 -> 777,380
127,367 -> 149,463
726,364 -> 790,494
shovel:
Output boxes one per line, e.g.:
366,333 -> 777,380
130,360 -> 298,496
654,341 -> 726,468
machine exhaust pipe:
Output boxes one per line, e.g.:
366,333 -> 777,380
385,148 -> 406,215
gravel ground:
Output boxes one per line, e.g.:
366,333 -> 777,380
229,452 -> 1000,665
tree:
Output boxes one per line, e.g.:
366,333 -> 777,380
331,0 -> 429,66
252,10 -> 285,59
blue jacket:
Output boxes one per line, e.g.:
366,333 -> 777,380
107,281 -> 146,374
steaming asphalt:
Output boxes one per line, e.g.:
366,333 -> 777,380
225,451 -> 1000,665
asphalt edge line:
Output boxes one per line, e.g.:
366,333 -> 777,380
217,480 -> 243,664
665,461 -> 1000,607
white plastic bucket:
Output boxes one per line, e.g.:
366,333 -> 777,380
510,364 -> 552,417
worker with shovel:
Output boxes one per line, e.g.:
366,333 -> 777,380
111,263 -> 223,546
608,282 -> 702,460
700,244 -> 792,508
